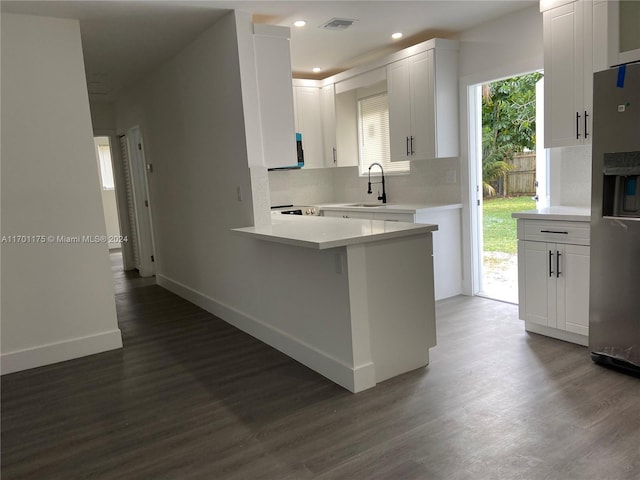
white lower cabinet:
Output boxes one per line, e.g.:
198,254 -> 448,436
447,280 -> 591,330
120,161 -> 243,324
321,207 -> 462,300
322,210 -> 375,220
517,219 -> 590,345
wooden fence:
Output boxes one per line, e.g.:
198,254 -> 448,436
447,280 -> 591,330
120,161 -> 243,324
491,152 -> 536,196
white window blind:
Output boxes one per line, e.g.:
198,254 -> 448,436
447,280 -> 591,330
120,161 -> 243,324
358,93 -> 409,175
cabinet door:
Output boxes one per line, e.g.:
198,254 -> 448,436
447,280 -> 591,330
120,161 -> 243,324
253,31 -> 297,169
408,51 -> 436,161
320,84 -> 338,167
523,241 -> 556,328
557,244 -> 590,336
600,0 -> 640,67
544,2 -> 582,148
334,90 -> 359,167
387,58 -> 412,162
543,1 -> 592,148
294,86 -> 324,169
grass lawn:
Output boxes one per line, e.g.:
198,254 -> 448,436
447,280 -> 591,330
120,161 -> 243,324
483,196 -> 536,254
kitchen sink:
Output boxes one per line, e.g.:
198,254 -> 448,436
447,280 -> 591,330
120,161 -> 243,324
345,203 -> 383,208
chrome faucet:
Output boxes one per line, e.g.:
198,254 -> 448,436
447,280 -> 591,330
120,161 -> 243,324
367,162 -> 387,204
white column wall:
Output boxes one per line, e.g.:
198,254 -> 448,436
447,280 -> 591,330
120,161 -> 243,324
1,13 -> 122,374
114,11 -> 357,381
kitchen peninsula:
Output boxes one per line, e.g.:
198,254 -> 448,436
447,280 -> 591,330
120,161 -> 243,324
233,215 -> 438,393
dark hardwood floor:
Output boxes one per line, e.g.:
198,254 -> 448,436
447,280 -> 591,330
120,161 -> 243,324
2,252 -> 639,479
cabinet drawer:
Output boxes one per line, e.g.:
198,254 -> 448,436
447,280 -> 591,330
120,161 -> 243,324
373,212 -> 415,223
520,220 -> 590,245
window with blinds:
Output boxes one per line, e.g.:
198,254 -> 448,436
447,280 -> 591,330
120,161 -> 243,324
358,92 -> 409,175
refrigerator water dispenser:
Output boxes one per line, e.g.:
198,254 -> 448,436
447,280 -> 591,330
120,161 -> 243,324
602,151 -> 640,217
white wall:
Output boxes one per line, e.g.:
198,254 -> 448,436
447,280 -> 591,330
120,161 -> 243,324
115,11 -> 255,293
113,10 -> 372,386
90,102 -> 116,132
458,5 -> 543,80
1,13 -> 122,374
457,4 -> 544,295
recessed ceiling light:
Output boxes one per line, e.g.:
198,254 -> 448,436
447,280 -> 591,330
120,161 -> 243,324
312,67 -> 322,73
294,20 -> 306,27
392,32 -> 403,40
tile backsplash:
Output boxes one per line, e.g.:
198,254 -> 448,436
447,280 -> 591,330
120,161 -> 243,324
550,145 -> 592,208
267,168 -> 335,206
268,158 -> 462,207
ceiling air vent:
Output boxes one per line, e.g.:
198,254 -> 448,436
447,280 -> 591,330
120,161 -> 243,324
321,18 -> 357,31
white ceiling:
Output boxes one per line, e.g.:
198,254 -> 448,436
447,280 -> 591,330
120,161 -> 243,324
1,0 -> 536,102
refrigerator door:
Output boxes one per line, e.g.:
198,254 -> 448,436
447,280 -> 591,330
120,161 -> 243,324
590,63 -> 640,370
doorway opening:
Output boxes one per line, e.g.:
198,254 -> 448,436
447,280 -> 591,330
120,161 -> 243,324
94,128 -> 156,282
472,72 -> 544,303
94,136 -> 122,251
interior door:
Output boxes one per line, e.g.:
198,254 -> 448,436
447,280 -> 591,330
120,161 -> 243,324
126,127 -> 155,277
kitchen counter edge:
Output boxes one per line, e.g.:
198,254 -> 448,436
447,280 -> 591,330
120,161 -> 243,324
511,206 -> 591,222
232,215 -> 438,250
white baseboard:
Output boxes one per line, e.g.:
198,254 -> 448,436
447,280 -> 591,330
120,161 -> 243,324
157,274 -> 374,393
525,322 -> 588,347
1,329 -> 123,375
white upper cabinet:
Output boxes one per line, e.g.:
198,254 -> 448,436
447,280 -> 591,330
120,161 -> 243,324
334,89 -> 359,168
253,25 -> 297,169
293,85 -> 324,169
320,84 -> 339,167
593,0 -> 640,68
387,43 -> 458,162
543,0 -> 593,148
387,57 -> 414,161
542,0 -> 640,148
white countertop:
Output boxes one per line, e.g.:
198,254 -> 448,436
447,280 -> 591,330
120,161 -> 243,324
511,206 -> 591,222
232,214 -> 438,250
318,202 -> 463,214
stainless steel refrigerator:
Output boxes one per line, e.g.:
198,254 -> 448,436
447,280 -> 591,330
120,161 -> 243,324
590,62 -> 640,373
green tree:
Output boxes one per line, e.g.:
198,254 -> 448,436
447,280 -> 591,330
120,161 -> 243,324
482,72 -> 543,196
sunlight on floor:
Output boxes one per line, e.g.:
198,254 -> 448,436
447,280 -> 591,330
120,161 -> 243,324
480,251 -> 518,304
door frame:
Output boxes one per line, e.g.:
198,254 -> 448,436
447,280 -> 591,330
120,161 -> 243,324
94,129 -> 133,269
460,59 -> 543,296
